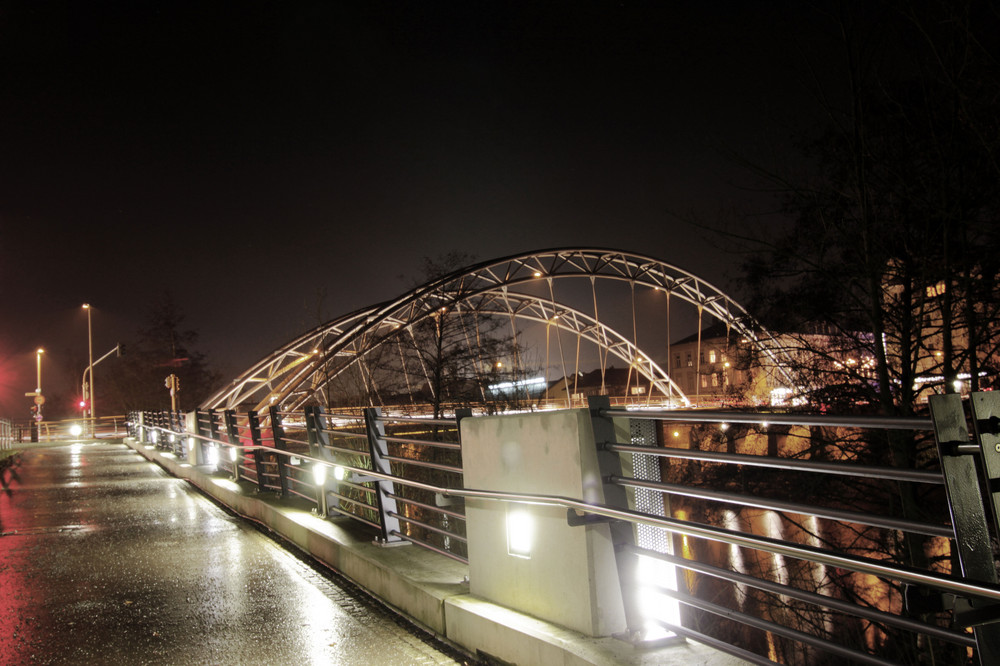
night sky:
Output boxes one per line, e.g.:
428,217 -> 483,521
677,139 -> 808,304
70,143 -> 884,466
0,1 -> 837,415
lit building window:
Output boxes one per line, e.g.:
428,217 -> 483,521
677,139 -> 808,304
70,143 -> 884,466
926,281 -> 946,298
709,350 -> 717,363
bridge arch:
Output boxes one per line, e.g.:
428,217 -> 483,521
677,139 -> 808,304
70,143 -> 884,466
202,248 -> 786,411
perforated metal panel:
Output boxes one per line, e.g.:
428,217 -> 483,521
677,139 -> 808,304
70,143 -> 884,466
629,419 -> 671,554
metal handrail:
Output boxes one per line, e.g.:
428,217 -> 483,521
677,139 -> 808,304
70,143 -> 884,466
605,443 -> 944,484
601,407 -> 934,431
611,474 -> 954,537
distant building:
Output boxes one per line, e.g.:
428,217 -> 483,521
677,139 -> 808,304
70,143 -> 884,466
667,322 -> 746,404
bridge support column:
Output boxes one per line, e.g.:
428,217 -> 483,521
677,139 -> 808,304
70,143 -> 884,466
460,408 -> 627,638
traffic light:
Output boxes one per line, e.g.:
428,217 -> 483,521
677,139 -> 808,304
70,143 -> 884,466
78,399 -> 89,411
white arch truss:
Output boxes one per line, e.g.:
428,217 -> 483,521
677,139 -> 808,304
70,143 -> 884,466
202,248 -> 791,411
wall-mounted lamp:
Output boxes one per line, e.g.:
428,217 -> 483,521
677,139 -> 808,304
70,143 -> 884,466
506,506 -> 533,559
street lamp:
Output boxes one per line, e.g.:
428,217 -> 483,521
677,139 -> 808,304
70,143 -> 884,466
83,304 -> 94,435
36,348 -> 44,393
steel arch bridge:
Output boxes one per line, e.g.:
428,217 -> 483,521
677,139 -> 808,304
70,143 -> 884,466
202,248 -> 789,412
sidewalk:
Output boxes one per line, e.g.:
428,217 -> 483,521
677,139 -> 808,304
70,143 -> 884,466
0,441 -> 467,664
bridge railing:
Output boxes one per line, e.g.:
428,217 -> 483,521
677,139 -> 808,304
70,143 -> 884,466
127,392 -> 1000,665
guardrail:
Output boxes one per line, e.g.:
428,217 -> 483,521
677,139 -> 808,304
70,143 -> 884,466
4,416 -> 128,443
1,418 -> 13,450
127,391 -> 1000,665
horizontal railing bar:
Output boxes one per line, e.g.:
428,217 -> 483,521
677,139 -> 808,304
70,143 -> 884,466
285,475 -> 313,490
388,530 -> 468,564
657,621 -> 775,666
327,504 -> 382,530
386,493 -> 466,521
285,488 -> 318,504
319,444 -> 372,458
326,490 -> 376,512
612,475 -> 953,538
381,454 -> 464,474
378,416 -> 458,426
320,429 -> 368,441
333,478 -> 378,495
628,545 -> 975,648
389,512 -> 468,542
660,586 -> 895,666
383,435 -> 462,450
606,444 -> 944,485
602,407 -> 933,431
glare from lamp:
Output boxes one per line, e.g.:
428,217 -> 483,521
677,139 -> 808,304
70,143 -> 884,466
506,507 -> 533,559
313,463 -> 328,486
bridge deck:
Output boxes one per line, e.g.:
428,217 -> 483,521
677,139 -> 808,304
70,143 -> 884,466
0,441 -> 465,664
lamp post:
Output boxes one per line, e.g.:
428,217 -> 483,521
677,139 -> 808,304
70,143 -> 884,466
35,348 -> 44,394
34,347 -> 45,422
83,304 -> 94,435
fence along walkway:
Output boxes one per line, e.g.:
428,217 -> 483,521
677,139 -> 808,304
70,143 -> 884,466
132,391 -> 1000,665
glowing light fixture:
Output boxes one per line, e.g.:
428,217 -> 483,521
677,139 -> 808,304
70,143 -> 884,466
229,447 -> 238,462
333,465 -> 347,481
313,463 -> 328,486
69,424 -> 83,437
506,506 -> 533,559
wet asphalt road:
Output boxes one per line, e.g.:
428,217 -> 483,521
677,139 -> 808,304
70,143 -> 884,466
0,442 -> 469,665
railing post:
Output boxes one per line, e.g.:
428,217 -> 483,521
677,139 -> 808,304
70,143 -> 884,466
223,409 -> 240,481
269,406 -> 290,498
246,410 -> 266,493
364,407 -> 405,546
970,392 -> 1000,545
928,393 -> 1000,663
171,410 -> 185,457
303,405 -> 323,458
587,396 -> 648,641
303,406 -> 332,516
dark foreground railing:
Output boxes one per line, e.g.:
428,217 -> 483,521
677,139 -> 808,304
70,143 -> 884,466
127,391 -> 1000,665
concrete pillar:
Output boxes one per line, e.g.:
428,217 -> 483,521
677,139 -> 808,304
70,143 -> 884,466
460,409 -> 627,637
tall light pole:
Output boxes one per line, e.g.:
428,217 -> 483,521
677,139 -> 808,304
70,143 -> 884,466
36,348 -> 44,393
83,304 -> 94,435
